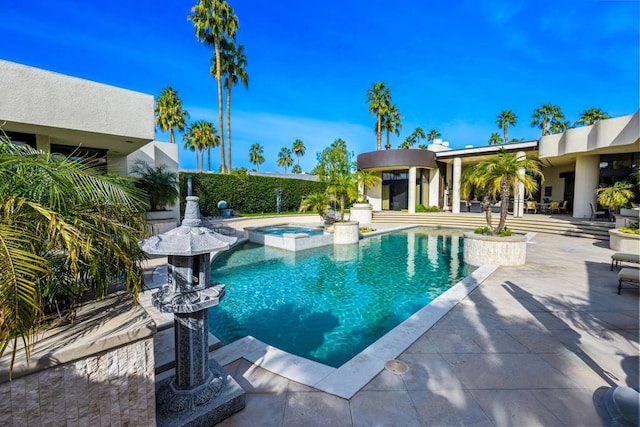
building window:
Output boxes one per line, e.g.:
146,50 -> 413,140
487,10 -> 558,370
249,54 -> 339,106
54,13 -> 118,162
5,131 -> 37,148
50,144 -> 108,173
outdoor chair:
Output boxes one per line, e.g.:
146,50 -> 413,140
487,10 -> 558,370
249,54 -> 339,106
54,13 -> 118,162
617,268 -> 640,294
558,200 -> 568,214
590,203 -> 606,220
525,201 -> 538,214
469,200 -> 482,213
549,201 -> 560,214
491,201 -> 502,213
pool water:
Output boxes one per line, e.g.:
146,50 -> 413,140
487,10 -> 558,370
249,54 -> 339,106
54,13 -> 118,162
208,227 -> 474,367
254,225 -> 324,236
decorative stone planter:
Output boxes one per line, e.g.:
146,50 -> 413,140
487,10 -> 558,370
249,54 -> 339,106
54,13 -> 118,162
616,208 -> 640,228
463,231 -> 527,266
349,203 -> 373,226
143,211 -> 178,234
609,229 -> 640,252
333,221 -> 360,245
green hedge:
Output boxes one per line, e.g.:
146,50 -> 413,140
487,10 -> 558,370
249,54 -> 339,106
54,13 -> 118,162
179,173 -> 327,216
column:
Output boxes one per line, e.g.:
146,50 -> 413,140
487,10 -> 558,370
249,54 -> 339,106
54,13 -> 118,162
408,166 -> 417,214
452,157 -> 462,213
514,151 -> 526,217
574,154 -> 600,219
428,167 -> 440,208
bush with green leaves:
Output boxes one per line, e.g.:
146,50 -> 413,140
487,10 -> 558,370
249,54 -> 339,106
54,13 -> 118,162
180,172 -> 327,216
0,137 -> 147,370
130,161 -> 179,211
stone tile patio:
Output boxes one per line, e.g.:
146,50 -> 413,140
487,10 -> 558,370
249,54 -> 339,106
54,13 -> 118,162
149,228 -> 639,426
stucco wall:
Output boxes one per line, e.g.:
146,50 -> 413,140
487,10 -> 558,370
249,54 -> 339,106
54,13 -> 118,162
0,60 -> 153,140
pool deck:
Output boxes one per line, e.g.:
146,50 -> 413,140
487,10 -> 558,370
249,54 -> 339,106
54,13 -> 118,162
145,219 -> 639,426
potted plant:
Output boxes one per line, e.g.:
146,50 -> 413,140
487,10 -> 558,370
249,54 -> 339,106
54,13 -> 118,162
130,161 -> 179,214
349,170 -> 382,225
460,149 -> 544,266
598,179 -> 639,251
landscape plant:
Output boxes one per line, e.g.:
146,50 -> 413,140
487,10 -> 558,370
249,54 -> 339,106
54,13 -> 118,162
596,181 -> 634,214
129,160 -> 179,211
0,136 -> 147,370
462,149 -> 544,234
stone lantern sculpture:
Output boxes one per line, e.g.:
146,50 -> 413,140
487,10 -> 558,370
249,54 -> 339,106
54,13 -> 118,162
140,196 -> 245,426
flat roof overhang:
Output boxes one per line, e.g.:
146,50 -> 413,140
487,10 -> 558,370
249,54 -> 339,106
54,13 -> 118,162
357,149 -> 437,170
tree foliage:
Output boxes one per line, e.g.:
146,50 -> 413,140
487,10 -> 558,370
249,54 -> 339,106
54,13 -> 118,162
367,82 -> 391,151
0,137 -> 147,371
155,86 -> 189,145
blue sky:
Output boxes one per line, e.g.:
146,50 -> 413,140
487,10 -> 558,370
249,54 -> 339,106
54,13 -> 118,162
3,0 -> 638,172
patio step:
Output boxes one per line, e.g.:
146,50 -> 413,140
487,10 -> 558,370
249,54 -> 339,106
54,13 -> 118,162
371,211 -> 614,240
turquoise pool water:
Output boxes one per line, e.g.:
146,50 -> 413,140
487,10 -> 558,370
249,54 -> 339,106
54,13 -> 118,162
254,224 -> 324,236
208,227 -> 474,367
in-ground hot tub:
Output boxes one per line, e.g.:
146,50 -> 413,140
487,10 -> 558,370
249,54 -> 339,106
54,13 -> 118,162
244,224 -> 333,251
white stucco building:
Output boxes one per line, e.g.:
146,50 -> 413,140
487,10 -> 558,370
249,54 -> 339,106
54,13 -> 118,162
0,59 -> 180,223
357,112 -> 640,219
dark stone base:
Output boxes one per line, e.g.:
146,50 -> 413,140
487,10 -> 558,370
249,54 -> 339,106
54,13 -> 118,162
156,358 -> 245,427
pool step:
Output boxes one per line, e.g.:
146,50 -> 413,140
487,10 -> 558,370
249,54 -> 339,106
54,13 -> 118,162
371,211 -> 614,240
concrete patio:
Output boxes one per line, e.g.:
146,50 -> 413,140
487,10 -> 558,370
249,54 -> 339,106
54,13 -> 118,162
147,224 -> 638,426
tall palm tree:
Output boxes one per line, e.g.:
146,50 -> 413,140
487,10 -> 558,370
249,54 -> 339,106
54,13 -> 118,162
154,86 -> 189,144
488,133 -> 503,145
426,129 -> 441,143
550,120 -> 570,134
497,110 -> 517,144
366,82 -> 391,151
462,149 -> 544,233
399,135 -> 415,149
381,104 -> 402,150
575,108 -> 610,127
531,104 -> 564,136
0,137 -> 147,369
277,147 -> 293,173
212,39 -> 249,172
183,120 -> 218,171
248,142 -> 264,172
411,127 -> 426,146
188,0 -> 239,173
352,170 -> 382,202
292,139 -> 306,167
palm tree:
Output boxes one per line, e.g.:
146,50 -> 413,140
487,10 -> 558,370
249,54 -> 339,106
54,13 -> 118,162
381,104 -> 402,150
418,144 -> 428,150
462,149 -> 544,234
550,120 -> 570,134
299,192 -> 334,221
277,147 -> 293,173
292,139 -> 306,167
0,137 -> 147,369
497,110 -> 517,145
531,104 -> 564,136
352,170 -> 382,202
575,108 -> 610,127
188,0 -> 239,173
129,161 -> 179,211
366,82 -> 391,151
212,39 -> 249,172
154,86 -> 189,144
248,142 -> 264,172
326,174 -> 358,220
183,120 -> 218,171
411,127 -> 426,146
399,135 -> 415,149
488,133 -> 503,145
426,129 -> 441,143
597,181 -> 634,214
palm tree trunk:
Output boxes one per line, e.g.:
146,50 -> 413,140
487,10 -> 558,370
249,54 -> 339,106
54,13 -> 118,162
170,127 -> 175,144
214,38 -> 226,173
503,126 -> 508,145
226,81 -> 232,172
376,115 -> 382,151
497,178 -> 510,233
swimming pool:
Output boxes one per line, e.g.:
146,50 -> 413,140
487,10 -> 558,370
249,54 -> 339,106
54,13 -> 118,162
208,227 -> 475,367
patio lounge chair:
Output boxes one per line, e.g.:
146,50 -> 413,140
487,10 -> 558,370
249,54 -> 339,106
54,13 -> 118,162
590,203 -> 606,220
611,253 -> 640,271
558,200 -> 568,214
617,268 -> 640,294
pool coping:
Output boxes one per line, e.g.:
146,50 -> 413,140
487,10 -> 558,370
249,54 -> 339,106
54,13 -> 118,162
210,262 -> 498,399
